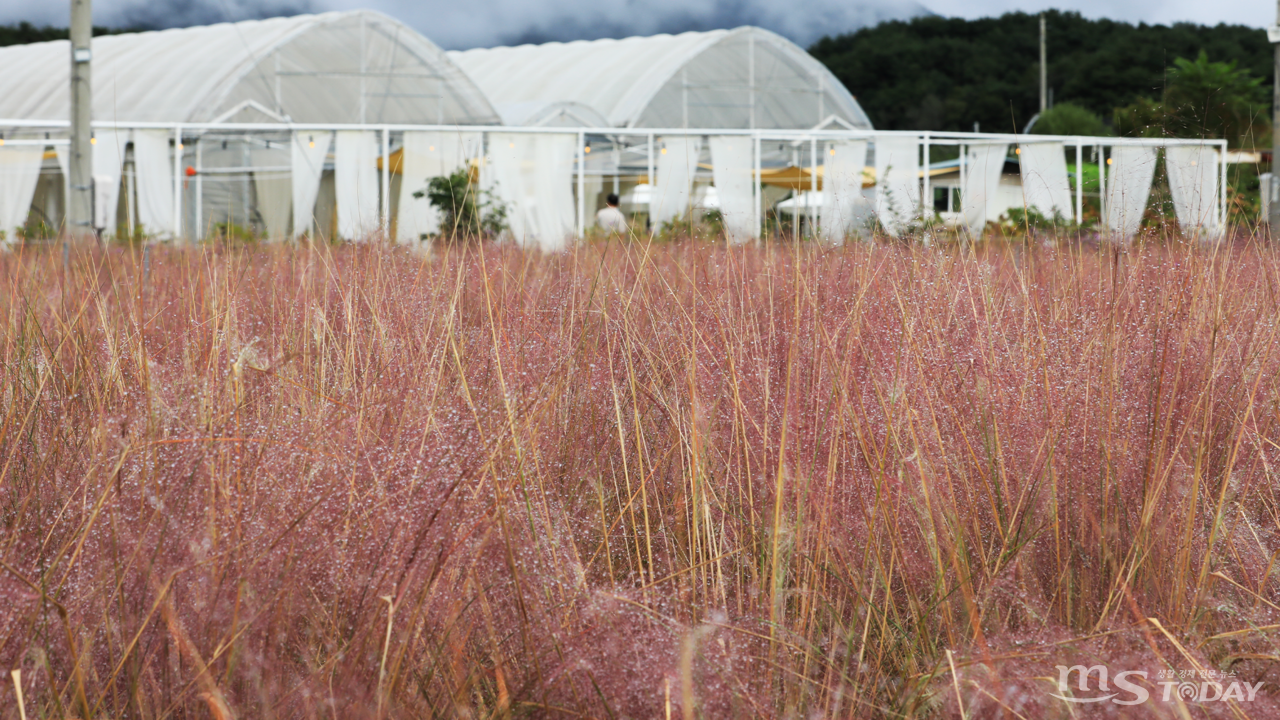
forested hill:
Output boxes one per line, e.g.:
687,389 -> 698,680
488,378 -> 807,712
810,11 -> 1271,133
0,22 -> 133,46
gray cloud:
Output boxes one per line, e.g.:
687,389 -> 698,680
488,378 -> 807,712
110,0 -> 318,29
0,0 -> 929,49
0,0 -> 1265,52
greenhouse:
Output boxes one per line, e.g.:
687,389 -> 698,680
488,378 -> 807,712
447,27 -> 873,131
0,14 -> 1229,249
0,10 -> 499,240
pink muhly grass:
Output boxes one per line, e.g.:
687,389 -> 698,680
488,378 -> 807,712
0,237 -> 1277,718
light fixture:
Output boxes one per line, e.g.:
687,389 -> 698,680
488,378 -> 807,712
584,145 -> 591,153
661,148 -> 667,155
829,148 -> 835,156
309,135 -> 315,149
1106,157 -> 1113,165
429,145 -> 435,151
89,136 -> 96,145
509,142 -> 515,148
1015,148 -> 1021,155
177,142 -> 184,150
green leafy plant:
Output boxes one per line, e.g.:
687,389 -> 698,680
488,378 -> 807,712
414,168 -> 508,241
1113,51 -> 1268,147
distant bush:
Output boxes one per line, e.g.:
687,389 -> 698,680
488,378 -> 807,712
1029,102 -> 1109,137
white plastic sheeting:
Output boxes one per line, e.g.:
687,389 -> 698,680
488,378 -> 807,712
962,143 -> 1008,233
93,130 -> 127,236
707,135 -> 756,242
450,28 -> 871,130
1166,144 -> 1219,236
652,136 -> 702,228
1105,145 -> 1157,239
292,131 -> 332,238
0,11 -> 499,125
396,131 -> 482,242
484,132 -> 576,251
820,140 -> 868,243
133,130 -> 174,238
0,144 -> 43,243
251,144 -> 291,240
334,130 -> 380,240
874,136 -> 920,236
1019,142 -> 1073,223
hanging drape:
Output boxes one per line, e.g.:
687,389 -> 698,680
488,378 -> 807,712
0,142 -> 44,243
708,135 -> 756,243
484,132 -> 576,251
1104,145 -> 1157,239
962,143 -> 1007,234
874,136 -> 919,236
1019,141 -> 1073,223
396,131 -> 481,243
1166,144 -> 1219,237
92,130 -> 127,236
291,131 -> 332,239
251,143 -> 291,241
651,136 -> 701,228
133,129 -> 174,239
820,140 -> 868,243
334,130 -> 380,241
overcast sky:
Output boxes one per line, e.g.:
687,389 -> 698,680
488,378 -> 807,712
1,0 -> 1272,49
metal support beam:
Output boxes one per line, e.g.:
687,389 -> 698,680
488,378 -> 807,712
172,124 -> 182,238
68,0 -> 93,239
381,126 -> 390,236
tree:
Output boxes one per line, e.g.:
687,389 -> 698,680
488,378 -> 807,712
809,11 -> 1270,134
1112,51 -> 1268,146
1030,102 -> 1109,136
413,169 -> 507,241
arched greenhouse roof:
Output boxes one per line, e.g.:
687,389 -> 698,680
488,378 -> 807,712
0,10 -> 500,125
448,27 -> 873,130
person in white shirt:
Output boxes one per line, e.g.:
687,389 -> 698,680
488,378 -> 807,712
595,193 -> 627,233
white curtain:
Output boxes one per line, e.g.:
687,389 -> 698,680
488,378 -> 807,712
335,130 -> 380,241
708,135 -> 756,243
1166,144 -> 1219,237
820,140 -> 868,243
651,136 -> 702,228
874,136 -> 919,236
1104,145 -> 1157,239
251,143 -> 291,241
484,132 -> 576,251
92,130 -> 127,237
292,131 -> 331,238
1019,141 -> 1073,223
133,130 -> 174,239
396,131 -> 481,243
962,143 -> 1008,234
0,143 -> 44,243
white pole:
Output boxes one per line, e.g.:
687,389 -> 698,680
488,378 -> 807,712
809,135 -> 817,237
381,126 -> 389,236
1075,141 -> 1082,225
172,124 -> 182,238
922,133 -> 931,225
959,143 -> 966,227
1100,146 -> 1107,235
69,0 -> 93,239
195,139 -> 203,240
754,133 -> 761,241
578,129 -> 586,237
1221,139 -> 1229,233
647,133 -> 654,230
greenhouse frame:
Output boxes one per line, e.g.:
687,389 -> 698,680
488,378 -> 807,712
0,12 -> 1230,248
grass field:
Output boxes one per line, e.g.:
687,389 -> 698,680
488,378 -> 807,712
2,237 -> 1280,718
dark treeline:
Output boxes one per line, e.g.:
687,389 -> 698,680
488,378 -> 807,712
0,22 -> 135,46
810,10 -> 1271,133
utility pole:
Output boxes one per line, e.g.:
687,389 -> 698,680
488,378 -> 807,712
68,0 -> 93,239
1271,0 -> 1280,233
1039,14 -> 1047,113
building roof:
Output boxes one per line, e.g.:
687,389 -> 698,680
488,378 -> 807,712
449,27 -> 872,130
0,10 -> 500,125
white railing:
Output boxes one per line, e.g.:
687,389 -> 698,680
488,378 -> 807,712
0,119 -> 1231,241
